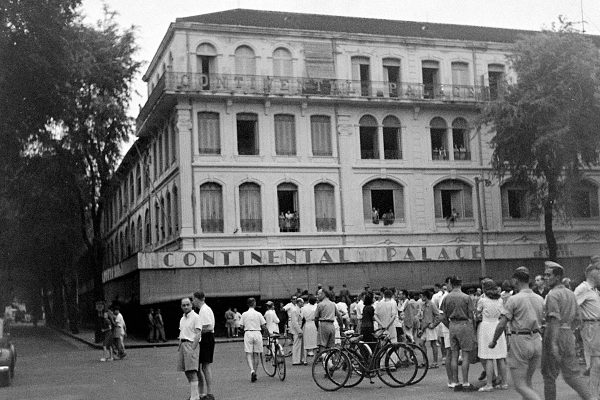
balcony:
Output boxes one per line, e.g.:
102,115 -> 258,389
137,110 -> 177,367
137,72 -> 492,129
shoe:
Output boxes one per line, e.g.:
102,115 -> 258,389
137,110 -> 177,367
453,384 -> 463,392
462,384 -> 476,392
108,358 -> 114,361
100,358 -> 107,362
493,384 -> 509,390
478,385 -> 494,392
478,370 -> 487,381
251,371 -> 257,382
303,361 -> 308,365
448,382 -> 458,388
429,363 -> 439,369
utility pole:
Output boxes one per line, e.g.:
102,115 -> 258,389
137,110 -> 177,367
474,177 -> 486,278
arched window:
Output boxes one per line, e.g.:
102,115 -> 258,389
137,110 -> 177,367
130,222 -> 135,254
124,226 -> 130,256
362,179 -> 404,225
136,164 -> 142,196
452,118 -> 471,160
164,123 -> 170,169
120,231 -> 125,260
430,117 -> 448,160
434,179 -> 473,221
166,191 -> 172,236
173,187 -> 179,232
315,183 -> 336,231
383,116 -> 402,160
200,183 -> 223,233
154,200 -> 160,243
144,208 -> 151,245
359,115 -> 378,159
137,215 -> 142,250
196,43 -> 217,89
160,196 -> 165,239
235,45 -> 256,76
239,182 -> 262,232
273,47 -> 292,76
277,183 -> 299,232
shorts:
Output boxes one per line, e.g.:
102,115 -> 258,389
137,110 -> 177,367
199,332 -> 215,363
441,325 -> 450,348
581,322 -> 600,357
507,334 -> 541,369
421,327 -> 438,341
449,321 -> 475,352
318,322 -> 336,349
177,341 -> 199,372
244,331 -> 263,353
225,320 -> 235,328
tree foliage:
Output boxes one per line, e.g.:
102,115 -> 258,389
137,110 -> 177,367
480,25 -> 600,259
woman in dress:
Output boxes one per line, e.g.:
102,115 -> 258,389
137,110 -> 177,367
360,294 -> 377,350
477,279 -> 508,392
301,295 -> 318,356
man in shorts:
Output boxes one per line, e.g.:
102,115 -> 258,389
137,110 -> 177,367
240,297 -> 267,382
177,297 -> 202,400
490,266 -> 543,400
542,261 -> 592,400
575,257 -> 600,399
193,291 -> 215,400
441,276 -> 476,391
314,289 -> 341,352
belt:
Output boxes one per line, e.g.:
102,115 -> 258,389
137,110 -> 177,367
319,320 -> 334,323
180,339 -> 192,343
450,318 -> 469,322
510,330 -> 540,335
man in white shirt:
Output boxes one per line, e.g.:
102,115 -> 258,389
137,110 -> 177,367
177,297 -> 202,400
356,293 -> 365,331
240,297 -> 267,382
375,289 -> 398,342
193,291 -> 215,400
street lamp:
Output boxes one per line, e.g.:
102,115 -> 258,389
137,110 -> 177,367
474,177 -> 491,278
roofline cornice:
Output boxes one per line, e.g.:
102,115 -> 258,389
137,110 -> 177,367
143,23 -> 176,81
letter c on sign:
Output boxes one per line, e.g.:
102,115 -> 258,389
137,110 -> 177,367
183,253 -> 197,267
163,253 -> 174,267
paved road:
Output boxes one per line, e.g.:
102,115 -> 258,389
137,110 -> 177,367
1,325 -> 591,400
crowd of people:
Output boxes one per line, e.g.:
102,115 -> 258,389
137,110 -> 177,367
231,255 -> 600,400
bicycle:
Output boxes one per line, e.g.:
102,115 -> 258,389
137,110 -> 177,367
260,333 -> 286,381
311,328 -> 418,391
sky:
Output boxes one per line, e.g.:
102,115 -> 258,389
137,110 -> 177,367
80,0 -> 600,149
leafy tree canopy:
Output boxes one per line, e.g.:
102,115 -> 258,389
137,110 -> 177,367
480,22 -> 600,259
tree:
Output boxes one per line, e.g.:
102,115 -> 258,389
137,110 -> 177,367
58,10 -> 141,302
480,25 -> 600,260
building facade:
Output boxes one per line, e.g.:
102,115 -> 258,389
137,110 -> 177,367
99,9 -> 600,308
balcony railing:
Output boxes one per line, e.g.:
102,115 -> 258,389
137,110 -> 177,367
278,215 -> 299,232
453,150 -> 471,160
137,71 -> 494,128
240,218 -> 262,232
201,218 -> 224,233
384,149 -> 403,160
316,218 -> 336,232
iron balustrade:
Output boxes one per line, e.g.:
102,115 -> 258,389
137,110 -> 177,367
138,72 -> 493,124
316,218 -> 336,232
240,218 -> 262,232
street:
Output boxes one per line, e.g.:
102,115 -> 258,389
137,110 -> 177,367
1,325 -> 591,400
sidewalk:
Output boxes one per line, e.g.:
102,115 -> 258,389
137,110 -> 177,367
52,325 -> 243,349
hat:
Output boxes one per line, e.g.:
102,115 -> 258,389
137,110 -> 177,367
449,276 -> 462,286
296,298 -> 304,304
515,266 -> 529,275
544,261 -> 563,269
265,301 -> 274,306
481,278 -> 496,292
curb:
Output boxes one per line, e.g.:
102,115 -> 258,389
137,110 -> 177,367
52,327 -> 244,349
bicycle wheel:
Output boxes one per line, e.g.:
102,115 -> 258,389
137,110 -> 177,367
276,345 -> 286,381
311,348 -> 351,391
379,343 -> 418,387
406,342 -> 428,385
261,342 -> 277,377
343,348 -> 365,388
